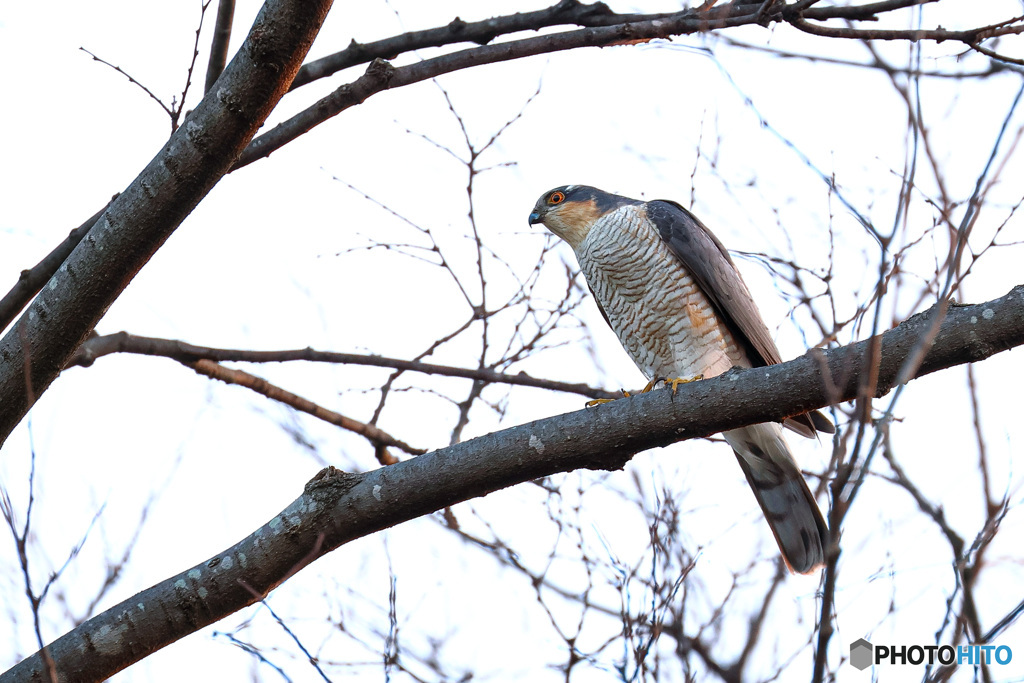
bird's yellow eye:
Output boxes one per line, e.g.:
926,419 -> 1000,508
548,191 -> 565,205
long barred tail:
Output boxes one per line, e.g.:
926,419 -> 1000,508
723,423 -> 829,573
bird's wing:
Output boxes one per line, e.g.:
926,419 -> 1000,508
646,199 -> 782,366
646,200 -> 833,437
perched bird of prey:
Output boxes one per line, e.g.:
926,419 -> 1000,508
529,185 -> 833,573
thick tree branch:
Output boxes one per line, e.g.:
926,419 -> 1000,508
233,7 -> 769,168
6,286 -> 1022,683
235,3 -> 1024,168
0,0 -> 335,447
5,0 -> 1019,343
288,0 -> 630,90
288,0 -> 1008,91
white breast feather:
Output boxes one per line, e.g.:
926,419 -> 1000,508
575,205 -> 747,382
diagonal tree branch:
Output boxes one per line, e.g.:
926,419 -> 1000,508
0,199 -> 116,333
233,9 -> 763,168
288,0 -> 630,90
4,0 -> 1020,347
0,0 -> 335,447
185,358 -> 422,460
236,4 -> 1024,168
5,286 -> 1022,683
287,0 -> 1015,93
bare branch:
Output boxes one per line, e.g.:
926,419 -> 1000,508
289,0 -> 626,90
787,13 -> 1024,58
173,0 -> 215,132
0,199 -> 117,334
7,286 -> 1023,682
0,0 -> 336,446
234,9 -> 768,168
205,0 -> 236,92
799,0 -> 933,21
7,0 -> 1020,358
186,359 -> 421,460
66,332 -> 617,400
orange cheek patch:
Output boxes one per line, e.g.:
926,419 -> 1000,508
557,199 -> 602,227
548,199 -> 605,249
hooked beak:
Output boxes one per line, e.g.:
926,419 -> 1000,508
528,210 -> 543,226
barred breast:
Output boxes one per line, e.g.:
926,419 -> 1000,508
576,205 -> 748,382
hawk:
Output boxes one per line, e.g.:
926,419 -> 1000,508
529,185 -> 833,573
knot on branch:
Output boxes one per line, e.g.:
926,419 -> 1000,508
553,0 -> 613,21
347,38 -> 365,57
448,16 -> 467,33
304,466 -> 363,501
552,0 -> 584,15
365,57 -> 396,87
450,16 -> 496,46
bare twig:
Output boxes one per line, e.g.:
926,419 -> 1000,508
1,446 -> 58,682
79,48 -> 175,121
173,0 -> 215,131
186,358 -> 420,461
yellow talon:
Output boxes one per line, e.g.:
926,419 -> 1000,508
638,380 -> 659,394
587,377 -> 703,406
585,387 -> 632,407
665,375 -> 704,393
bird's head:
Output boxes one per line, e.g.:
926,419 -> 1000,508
528,185 -> 636,250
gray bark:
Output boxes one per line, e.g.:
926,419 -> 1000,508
0,0 -> 334,446
5,286 -> 1022,683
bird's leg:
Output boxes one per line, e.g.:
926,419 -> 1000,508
664,375 -> 704,394
637,379 -> 660,394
